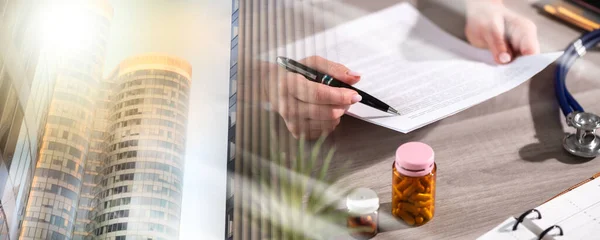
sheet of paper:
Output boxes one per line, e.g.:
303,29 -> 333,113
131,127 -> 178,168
266,2 -> 562,133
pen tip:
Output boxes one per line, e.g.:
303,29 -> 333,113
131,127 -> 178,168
388,108 -> 401,116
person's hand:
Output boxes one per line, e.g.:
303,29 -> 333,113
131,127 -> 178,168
264,56 -> 362,140
465,0 -> 540,64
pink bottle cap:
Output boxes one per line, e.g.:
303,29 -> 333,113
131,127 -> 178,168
395,142 -> 435,177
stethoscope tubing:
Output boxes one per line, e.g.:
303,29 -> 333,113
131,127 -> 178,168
555,29 -> 600,116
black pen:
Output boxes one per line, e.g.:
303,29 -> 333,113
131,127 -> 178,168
276,56 -> 400,116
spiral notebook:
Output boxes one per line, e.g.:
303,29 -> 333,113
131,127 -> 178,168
478,172 -> 600,240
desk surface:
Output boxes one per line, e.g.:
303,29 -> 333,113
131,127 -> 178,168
234,0 -> 600,239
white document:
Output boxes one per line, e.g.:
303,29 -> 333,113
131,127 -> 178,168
267,2 -> 562,133
479,178 -> 600,239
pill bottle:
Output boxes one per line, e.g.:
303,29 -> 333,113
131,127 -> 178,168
346,187 -> 379,239
391,142 -> 436,226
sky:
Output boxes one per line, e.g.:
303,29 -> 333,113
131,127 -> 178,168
104,0 -> 232,239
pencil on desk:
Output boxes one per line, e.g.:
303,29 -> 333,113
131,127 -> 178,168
543,4 -> 600,31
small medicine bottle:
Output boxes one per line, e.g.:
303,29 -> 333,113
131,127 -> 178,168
391,142 -> 436,226
346,187 -> 379,239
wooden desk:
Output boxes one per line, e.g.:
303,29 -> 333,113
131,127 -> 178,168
233,0 -> 600,239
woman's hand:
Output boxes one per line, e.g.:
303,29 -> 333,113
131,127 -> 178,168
465,0 -> 540,64
263,56 -> 362,140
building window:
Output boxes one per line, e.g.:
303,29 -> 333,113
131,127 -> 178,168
232,8 -> 239,21
230,44 -> 238,67
50,215 -> 66,227
229,73 -> 237,96
232,0 -> 239,12
226,209 -> 233,238
0,83 -> 24,170
230,63 -> 237,78
229,106 -> 236,128
231,18 -> 239,40
231,35 -> 238,49
227,175 -> 234,198
229,141 -> 235,161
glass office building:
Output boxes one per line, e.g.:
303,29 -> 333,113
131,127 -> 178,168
225,0 -> 239,239
0,0 -> 58,239
20,1 -> 114,239
90,54 -> 191,240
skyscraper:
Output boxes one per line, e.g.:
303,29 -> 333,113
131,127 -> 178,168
20,1 -> 113,239
0,1 -> 59,239
226,0 -> 239,239
90,54 -> 191,240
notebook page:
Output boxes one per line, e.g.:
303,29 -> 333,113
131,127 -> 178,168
477,217 -> 538,240
478,216 -> 564,240
477,218 -> 539,240
532,177 -> 600,239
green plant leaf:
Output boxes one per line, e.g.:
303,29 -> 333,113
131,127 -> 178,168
309,135 -> 326,174
246,135 -> 357,240
317,147 -> 334,182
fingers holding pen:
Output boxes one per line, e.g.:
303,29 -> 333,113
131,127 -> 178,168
267,56 -> 363,140
300,55 -> 362,85
277,97 -> 350,121
280,72 -> 362,105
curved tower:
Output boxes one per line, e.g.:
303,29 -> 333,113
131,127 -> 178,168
92,54 -> 191,240
20,1 -> 113,239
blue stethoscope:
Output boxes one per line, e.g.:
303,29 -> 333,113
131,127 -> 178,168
556,29 -> 600,158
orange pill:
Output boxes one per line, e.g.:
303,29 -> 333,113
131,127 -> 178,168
415,180 -> 425,193
415,216 -> 424,225
402,184 -> 417,196
421,208 -> 433,219
402,203 -> 420,215
398,211 -> 415,226
396,202 -> 403,210
419,178 -> 430,188
393,187 -> 403,200
397,178 -> 413,190
415,200 -> 432,207
411,193 -> 431,202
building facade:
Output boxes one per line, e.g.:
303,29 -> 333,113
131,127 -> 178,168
226,0 -> 240,239
0,0 -> 58,239
74,77 -> 113,240
20,1 -> 114,239
90,54 -> 191,240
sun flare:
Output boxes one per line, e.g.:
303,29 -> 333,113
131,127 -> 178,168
41,2 -> 95,54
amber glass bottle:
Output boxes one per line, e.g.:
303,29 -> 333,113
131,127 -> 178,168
391,142 -> 436,226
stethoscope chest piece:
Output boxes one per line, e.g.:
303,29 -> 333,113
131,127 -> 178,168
563,112 -> 600,158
